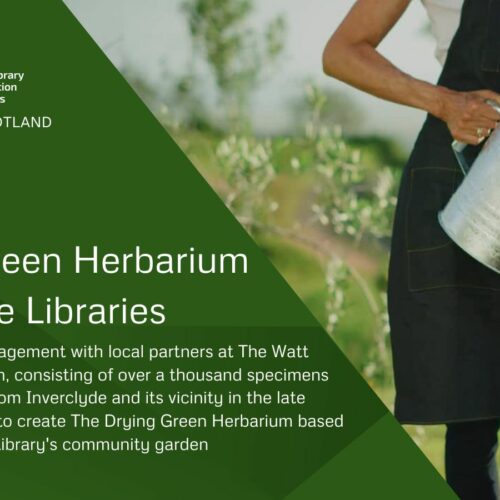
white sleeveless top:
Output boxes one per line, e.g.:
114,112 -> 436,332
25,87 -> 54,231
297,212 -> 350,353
421,0 -> 464,65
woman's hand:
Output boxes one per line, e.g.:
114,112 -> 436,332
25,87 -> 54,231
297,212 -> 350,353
436,89 -> 500,145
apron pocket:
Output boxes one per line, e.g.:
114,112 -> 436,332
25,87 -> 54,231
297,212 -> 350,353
408,243 -> 500,292
408,244 -> 455,292
405,167 -> 500,291
405,167 -> 458,252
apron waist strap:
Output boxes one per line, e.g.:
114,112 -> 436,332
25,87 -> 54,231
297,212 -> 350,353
482,0 -> 500,72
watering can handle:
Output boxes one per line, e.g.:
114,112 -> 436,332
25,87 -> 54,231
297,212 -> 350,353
452,140 -> 469,175
452,99 -> 500,176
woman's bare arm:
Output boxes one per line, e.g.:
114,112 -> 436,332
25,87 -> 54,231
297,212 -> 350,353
323,0 -> 500,144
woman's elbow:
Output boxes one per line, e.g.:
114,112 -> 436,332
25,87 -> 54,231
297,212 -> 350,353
322,37 -> 345,78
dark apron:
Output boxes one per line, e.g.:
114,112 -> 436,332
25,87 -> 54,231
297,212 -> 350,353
388,0 -> 500,424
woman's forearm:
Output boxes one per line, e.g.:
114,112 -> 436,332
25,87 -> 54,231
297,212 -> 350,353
322,39 -> 451,119
324,0 -> 500,144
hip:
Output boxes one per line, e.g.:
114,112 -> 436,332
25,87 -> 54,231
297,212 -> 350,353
390,117 -> 500,293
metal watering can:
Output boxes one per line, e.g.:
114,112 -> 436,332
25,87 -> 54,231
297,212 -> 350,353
438,100 -> 500,273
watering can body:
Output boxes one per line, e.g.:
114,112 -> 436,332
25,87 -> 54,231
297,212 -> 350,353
439,101 -> 500,273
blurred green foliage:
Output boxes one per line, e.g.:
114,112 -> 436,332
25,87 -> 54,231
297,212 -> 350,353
163,91 -> 460,478
171,124 -> 456,478
181,0 -> 286,128
131,4 -> 449,469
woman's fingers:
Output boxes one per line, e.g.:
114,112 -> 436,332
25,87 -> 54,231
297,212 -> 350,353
477,102 -> 500,121
453,132 -> 485,145
459,120 -> 497,137
474,89 -> 500,104
470,90 -> 500,119
451,119 -> 495,144
464,118 -> 498,130
462,99 -> 500,121
456,122 -> 493,144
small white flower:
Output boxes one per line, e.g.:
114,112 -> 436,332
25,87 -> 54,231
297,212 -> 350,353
291,157 -> 301,170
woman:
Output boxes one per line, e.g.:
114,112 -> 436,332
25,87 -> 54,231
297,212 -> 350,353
323,1 -> 500,498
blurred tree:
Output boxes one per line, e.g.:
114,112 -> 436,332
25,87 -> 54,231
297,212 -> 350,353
181,0 -> 286,130
171,73 -> 215,131
291,82 -> 364,136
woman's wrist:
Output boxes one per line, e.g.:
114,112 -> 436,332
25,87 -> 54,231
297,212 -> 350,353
402,79 -> 455,120
428,85 -> 456,121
